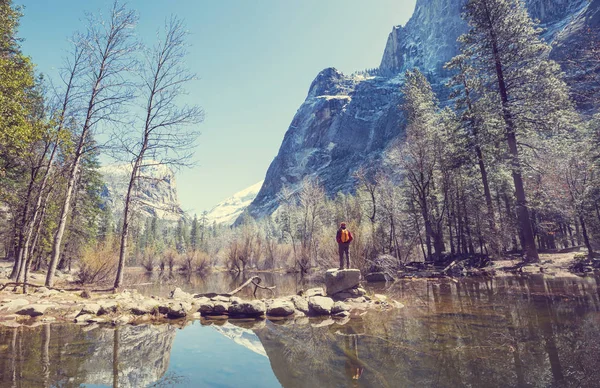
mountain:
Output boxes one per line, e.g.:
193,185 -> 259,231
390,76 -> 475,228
205,181 -> 264,225
244,0 -> 595,221
99,163 -> 186,222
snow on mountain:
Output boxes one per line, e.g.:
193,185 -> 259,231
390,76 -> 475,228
211,322 -> 267,357
205,181 -> 264,225
99,162 -> 186,222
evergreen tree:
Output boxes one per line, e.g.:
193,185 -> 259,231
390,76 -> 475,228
456,0 -> 576,262
190,214 -> 198,252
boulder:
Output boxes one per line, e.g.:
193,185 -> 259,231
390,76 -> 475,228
16,304 -> 52,317
79,303 -> 101,316
212,301 -> 229,315
303,287 -> 325,297
332,287 -> 366,301
331,301 -> 350,314
365,272 -> 394,282
98,301 -> 119,315
159,302 -> 192,319
325,269 -> 361,295
308,296 -> 335,315
198,301 -> 215,315
267,300 -> 295,317
129,300 -> 158,315
230,297 -> 242,305
0,299 -> 29,313
74,314 -> 94,323
170,287 -> 193,300
212,295 -> 230,303
291,296 -> 309,313
228,300 -> 266,317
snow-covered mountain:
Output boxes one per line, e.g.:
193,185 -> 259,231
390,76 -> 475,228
99,162 -> 186,222
211,322 -> 267,357
205,181 -> 264,225
244,0 -> 596,221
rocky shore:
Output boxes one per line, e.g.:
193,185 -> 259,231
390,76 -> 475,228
0,269 -> 402,328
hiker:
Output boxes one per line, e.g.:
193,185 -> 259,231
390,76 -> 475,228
336,222 -> 353,269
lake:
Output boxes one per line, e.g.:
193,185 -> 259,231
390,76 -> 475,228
0,273 -> 599,387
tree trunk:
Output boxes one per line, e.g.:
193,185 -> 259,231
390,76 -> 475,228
579,215 -> 594,258
486,5 -> 539,262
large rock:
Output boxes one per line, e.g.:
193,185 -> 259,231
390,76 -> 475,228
291,296 -> 310,314
0,299 -> 29,313
79,303 -> 101,315
159,302 -> 192,319
267,300 -> 295,317
308,296 -> 335,315
303,288 -> 325,298
16,304 -> 52,317
129,299 -> 158,315
325,269 -> 361,295
228,300 -> 266,317
170,287 -> 193,300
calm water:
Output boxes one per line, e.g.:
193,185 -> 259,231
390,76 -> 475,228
1,274 -> 600,387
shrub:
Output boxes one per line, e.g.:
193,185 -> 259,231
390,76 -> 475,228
77,242 -> 119,285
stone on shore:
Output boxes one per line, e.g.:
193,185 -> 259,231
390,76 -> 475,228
0,299 -> 29,313
228,300 -> 266,317
331,301 -> 350,314
16,304 -> 52,317
170,288 -> 193,300
303,287 -> 325,297
291,296 -> 310,314
159,302 -> 192,319
325,269 -> 361,295
129,299 -> 158,315
79,303 -> 101,315
267,300 -> 295,317
309,296 -> 335,315
212,301 -> 229,315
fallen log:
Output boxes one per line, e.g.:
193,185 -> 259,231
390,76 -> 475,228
195,276 -> 276,298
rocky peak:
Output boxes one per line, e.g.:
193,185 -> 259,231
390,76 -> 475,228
99,162 -> 186,222
307,67 -> 348,98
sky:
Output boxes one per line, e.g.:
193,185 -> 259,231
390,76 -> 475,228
18,0 -> 417,216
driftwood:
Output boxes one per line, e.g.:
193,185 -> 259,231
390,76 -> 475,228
195,275 -> 276,299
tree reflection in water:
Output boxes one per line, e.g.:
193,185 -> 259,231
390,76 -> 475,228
0,323 -> 178,387
251,275 -> 600,387
0,275 -> 598,387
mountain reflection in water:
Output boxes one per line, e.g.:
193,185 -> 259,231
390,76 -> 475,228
0,275 -> 599,387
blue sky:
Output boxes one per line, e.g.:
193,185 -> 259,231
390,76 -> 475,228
19,0 -> 417,215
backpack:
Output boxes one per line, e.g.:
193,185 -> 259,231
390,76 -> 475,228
341,229 -> 350,243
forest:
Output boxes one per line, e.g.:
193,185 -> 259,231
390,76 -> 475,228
2,0 -> 600,289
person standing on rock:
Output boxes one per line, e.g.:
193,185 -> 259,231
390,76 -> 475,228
336,222 -> 353,269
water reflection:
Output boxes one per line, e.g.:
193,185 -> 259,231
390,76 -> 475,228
251,275 -> 600,387
0,323 -> 176,387
0,275 -> 599,387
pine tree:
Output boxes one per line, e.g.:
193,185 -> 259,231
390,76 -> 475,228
457,0 -> 576,262
190,214 -> 198,252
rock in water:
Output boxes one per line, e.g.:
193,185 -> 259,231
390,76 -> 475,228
308,296 -> 335,315
267,300 -> 295,317
325,269 -> 361,295
228,301 -> 266,317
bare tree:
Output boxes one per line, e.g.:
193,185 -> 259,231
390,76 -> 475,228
112,17 -> 203,289
12,43 -> 86,289
45,1 -> 137,287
